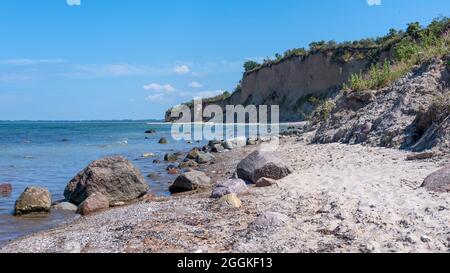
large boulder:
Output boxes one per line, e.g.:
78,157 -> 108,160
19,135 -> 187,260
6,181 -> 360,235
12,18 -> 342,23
237,151 -> 292,183
64,156 -> 149,205
76,193 -> 109,216
169,171 -> 212,193
211,179 -> 248,198
223,137 -> 247,150
14,186 -> 51,215
422,165 -> 450,192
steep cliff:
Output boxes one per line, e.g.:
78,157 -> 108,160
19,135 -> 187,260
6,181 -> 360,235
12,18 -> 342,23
167,46 -> 390,122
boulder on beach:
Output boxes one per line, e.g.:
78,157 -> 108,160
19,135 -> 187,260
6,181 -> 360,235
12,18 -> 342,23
0,183 -> 12,195
76,193 -> 109,216
422,165 -> 450,192
14,186 -> 52,216
158,138 -> 168,144
64,156 -> 150,205
196,152 -> 215,164
169,170 -> 212,193
223,137 -> 247,150
211,179 -> 248,198
237,150 -> 292,183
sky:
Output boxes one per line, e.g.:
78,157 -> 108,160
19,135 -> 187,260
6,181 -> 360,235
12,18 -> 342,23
0,0 -> 449,120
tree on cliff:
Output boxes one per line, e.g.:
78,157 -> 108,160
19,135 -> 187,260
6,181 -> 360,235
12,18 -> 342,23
243,60 -> 261,72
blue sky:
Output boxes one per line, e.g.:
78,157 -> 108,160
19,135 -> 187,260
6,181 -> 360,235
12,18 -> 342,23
0,0 -> 449,120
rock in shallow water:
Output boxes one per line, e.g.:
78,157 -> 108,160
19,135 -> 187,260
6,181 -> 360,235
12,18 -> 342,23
0,183 -> 12,194
64,156 -> 149,205
76,193 -> 109,216
422,165 -> 450,192
237,150 -> 291,183
169,170 -> 212,193
52,202 -> 78,211
211,179 -> 248,198
14,186 -> 51,216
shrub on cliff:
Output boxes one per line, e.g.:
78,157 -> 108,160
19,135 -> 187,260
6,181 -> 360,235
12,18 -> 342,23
244,60 -> 261,72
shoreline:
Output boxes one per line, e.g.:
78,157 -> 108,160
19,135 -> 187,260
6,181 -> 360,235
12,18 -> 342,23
1,136 -> 450,253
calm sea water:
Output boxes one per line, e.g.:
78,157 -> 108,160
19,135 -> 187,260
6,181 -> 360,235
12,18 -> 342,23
0,121 -> 205,246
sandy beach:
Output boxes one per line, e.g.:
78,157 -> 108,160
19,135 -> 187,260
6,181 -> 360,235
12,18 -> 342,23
2,135 -> 449,253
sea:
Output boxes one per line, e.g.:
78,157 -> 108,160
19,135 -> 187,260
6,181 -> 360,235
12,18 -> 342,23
0,120 -> 207,246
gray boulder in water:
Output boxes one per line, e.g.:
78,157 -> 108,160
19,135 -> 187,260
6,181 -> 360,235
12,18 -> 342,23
422,165 -> 450,192
237,151 -> 291,183
14,186 -> 52,215
64,156 -> 149,205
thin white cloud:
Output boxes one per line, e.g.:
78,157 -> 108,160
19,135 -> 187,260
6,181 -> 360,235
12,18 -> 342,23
194,90 -> 224,99
367,0 -> 381,6
65,64 -> 172,78
143,83 -> 176,92
174,65 -> 190,74
189,81 -> 203,88
145,94 -> 165,103
67,0 -> 81,6
1,59 -> 67,66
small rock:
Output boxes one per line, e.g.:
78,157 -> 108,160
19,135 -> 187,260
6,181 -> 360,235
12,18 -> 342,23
186,148 -> 202,160
247,137 -> 257,146
249,211 -> 289,230
421,235 -> 431,243
212,144 -> 225,153
406,152 -> 435,161
196,152 -> 216,164
110,201 -> 126,207
158,138 -> 168,144
211,179 -> 248,198
52,202 -> 78,211
0,183 -> 12,194
218,193 -> 242,208
422,165 -> 450,192
145,129 -> 156,134
14,186 -> 52,216
179,160 -> 199,169
361,121 -> 373,134
166,164 -> 178,171
169,171 -> 212,193
167,168 -> 179,175
152,159 -> 161,164
255,177 -> 277,187
164,153 -> 178,162
147,172 -> 160,180
142,153 -> 155,158
77,193 -> 110,216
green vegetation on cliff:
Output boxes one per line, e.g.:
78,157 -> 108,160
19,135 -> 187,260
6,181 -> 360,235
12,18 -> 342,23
343,17 -> 450,91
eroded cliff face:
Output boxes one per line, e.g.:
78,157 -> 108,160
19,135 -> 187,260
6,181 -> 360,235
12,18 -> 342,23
166,47 -> 390,122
